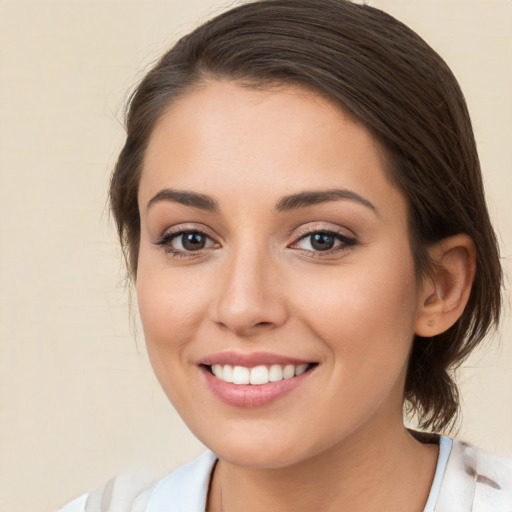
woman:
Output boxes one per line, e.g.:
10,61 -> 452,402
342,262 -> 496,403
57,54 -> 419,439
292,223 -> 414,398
60,0 -> 511,510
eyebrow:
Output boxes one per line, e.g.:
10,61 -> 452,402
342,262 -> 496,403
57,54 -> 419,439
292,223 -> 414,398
275,188 -> 379,215
147,188 -> 219,212
146,187 -> 378,215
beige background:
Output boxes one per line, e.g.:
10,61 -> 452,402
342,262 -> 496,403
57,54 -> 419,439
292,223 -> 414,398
0,1 -> 510,511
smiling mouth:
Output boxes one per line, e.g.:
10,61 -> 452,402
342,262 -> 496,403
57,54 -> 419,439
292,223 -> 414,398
203,363 -> 317,385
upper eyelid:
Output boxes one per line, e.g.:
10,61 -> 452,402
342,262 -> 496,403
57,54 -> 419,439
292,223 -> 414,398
158,223 -> 217,239
292,223 -> 357,240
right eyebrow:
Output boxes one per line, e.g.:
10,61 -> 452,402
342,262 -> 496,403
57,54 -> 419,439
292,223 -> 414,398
146,188 -> 219,212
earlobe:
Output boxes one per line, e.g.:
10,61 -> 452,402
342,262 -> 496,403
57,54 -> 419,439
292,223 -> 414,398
414,234 -> 476,337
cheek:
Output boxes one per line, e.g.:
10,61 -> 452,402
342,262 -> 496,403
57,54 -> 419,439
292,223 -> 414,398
135,254 -> 210,372
292,249 -> 419,369
137,243 -> 211,330
135,265 -> 207,411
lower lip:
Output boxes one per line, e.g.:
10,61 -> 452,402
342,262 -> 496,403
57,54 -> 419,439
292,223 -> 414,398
201,366 -> 314,408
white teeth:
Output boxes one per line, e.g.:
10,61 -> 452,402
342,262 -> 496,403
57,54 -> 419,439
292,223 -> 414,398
212,364 -> 223,380
223,364 -> 233,383
232,366 -> 250,384
249,365 -> 269,385
283,364 -> 295,379
210,363 -> 311,385
268,364 -> 283,382
295,364 -> 308,376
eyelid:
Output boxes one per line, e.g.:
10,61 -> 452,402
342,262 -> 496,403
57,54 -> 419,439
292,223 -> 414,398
293,229 -> 355,246
152,222 -> 218,241
291,221 -> 357,242
289,224 -> 357,255
152,224 -> 220,257
294,224 -> 354,238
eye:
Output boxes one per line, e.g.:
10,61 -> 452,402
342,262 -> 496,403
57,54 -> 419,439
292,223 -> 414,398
153,230 -> 217,256
174,232 -> 211,251
291,230 -> 356,253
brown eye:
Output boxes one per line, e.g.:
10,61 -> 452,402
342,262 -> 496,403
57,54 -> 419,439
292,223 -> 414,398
310,233 -> 336,251
180,232 -> 208,251
154,229 -> 217,255
292,230 -> 357,254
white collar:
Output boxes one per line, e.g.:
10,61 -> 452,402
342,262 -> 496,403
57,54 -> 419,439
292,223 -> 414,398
146,450 -> 217,512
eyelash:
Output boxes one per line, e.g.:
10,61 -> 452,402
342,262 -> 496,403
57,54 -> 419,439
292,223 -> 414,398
153,229 -> 217,257
152,228 -> 357,258
291,228 -> 357,257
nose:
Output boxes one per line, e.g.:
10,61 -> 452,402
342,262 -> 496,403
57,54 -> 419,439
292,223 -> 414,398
211,245 -> 288,337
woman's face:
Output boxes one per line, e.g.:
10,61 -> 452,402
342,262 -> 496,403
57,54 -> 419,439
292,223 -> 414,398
136,81 -> 426,468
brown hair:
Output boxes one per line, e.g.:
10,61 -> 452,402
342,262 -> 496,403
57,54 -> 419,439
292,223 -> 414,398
110,0 -> 502,432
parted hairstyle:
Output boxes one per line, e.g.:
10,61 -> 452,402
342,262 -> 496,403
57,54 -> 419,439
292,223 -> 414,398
110,0 -> 502,432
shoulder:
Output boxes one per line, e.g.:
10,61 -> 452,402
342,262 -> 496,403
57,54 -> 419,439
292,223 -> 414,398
57,451 -> 217,512
437,437 -> 512,511
57,467 -> 162,512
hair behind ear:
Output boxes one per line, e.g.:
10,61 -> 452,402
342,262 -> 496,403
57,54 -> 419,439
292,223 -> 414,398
407,235 -> 480,432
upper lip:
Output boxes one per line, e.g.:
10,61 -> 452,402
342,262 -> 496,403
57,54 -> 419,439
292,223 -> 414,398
199,351 -> 315,368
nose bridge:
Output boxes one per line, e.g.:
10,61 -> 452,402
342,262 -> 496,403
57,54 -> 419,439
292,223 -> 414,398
213,237 -> 286,335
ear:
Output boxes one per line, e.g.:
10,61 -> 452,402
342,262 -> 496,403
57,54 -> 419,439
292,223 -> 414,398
414,234 -> 476,337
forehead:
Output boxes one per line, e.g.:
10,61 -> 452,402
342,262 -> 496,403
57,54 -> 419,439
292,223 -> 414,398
139,80 -> 404,217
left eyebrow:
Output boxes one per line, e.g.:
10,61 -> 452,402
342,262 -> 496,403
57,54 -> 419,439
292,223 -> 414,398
274,188 -> 379,215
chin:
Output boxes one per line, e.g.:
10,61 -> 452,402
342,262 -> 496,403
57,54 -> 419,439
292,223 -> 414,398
212,441 -> 308,469
191,420 -> 330,470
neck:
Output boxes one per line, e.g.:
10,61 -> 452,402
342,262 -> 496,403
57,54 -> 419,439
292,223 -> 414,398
207,422 -> 438,512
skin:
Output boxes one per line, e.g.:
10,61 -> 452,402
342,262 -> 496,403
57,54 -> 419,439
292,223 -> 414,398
136,81 -> 472,511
